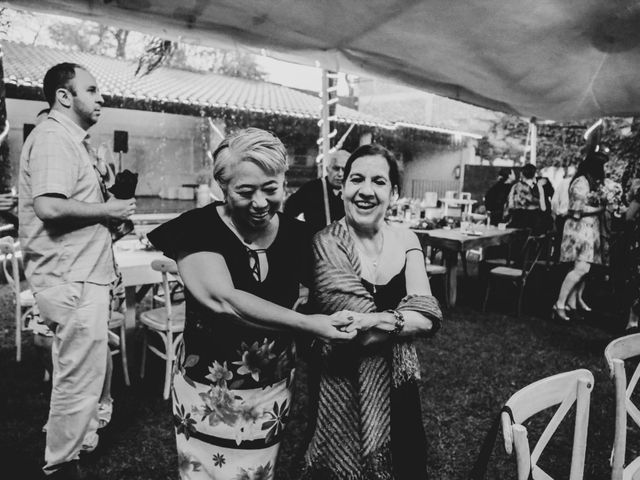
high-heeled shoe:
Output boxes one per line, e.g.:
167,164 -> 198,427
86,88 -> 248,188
577,298 -> 592,312
552,304 -> 570,322
565,304 -> 583,320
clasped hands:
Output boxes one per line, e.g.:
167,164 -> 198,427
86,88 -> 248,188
330,310 -> 379,334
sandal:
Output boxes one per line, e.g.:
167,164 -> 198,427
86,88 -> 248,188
98,398 -> 113,429
551,304 -> 570,322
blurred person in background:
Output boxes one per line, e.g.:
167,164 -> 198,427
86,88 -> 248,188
507,163 -> 550,234
484,167 -> 515,225
284,149 -> 350,233
552,150 -> 607,322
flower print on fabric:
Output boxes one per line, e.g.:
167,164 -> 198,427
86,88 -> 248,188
212,452 -> 226,468
177,450 -> 202,476
234,461 -> 273,480
232,339 -> 277,384
206,361 -> 234,387
261,399 -> 290,443
174,403 -> 197,440
198,385 -> 244,427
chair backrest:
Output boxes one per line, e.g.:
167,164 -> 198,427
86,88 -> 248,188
501,369 -> 594,480
604,333 -> 640,480
0,236 -> 21,302
519,234 -> 546,279
423,191 -> 438,207
150,258 -> 181,324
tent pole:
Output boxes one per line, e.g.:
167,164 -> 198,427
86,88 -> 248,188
319,69 -> 331,225
320,69 -> 330,179
530,118 -> 537,165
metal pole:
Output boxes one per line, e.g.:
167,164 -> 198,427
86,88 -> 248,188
320,69 -> 331,178
530,120 -> 537,165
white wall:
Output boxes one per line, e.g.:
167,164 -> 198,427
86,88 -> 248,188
402,142 -> 472,198
6,99 -> 218,196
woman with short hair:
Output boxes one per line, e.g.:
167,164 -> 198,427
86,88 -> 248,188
303,144 -> 442,479
148,127 -> 355,480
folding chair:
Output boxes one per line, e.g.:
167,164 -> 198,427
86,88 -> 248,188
0,237 -> 35,362
604,333 -> 640,480
502,369 -> 594,480
139,258 -> 185,399
483,233 -> 546,316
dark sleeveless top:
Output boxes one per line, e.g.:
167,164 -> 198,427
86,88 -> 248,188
361,268 -> 407,312
361,265 -> 429,480
147,202 -> 312,387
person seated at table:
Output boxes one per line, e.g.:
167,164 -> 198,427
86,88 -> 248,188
484,167 -> 515,225
147,127 -> 356,480
507,163 -> 550,234
302,144 -> 442,479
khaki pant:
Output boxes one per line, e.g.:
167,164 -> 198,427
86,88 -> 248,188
36,282 -> 110,475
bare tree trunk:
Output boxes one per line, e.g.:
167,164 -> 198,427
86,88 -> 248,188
114,29 -> 129,58
0,46 -> 11,193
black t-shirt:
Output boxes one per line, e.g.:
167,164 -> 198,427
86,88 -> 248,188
147,202 -> 312,387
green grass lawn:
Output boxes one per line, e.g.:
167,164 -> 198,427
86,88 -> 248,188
0,266 -> 635,480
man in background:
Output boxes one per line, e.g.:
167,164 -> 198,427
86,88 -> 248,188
19,62 -> 135,479
284,149 -> 350,233
484,167 -> 515,225
507,163 -> 551,234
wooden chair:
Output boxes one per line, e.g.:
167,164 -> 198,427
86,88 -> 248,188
501,369 -> 594,480
425,259 -> 448,307
139,258 -> 185,399
108,311 -> 131,386
0,237 -> 35,362
604,333 -> 640,480
483,233 -> 546,316
293,285 -> 309,312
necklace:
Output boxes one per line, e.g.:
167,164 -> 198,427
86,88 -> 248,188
347,223 -> 385,293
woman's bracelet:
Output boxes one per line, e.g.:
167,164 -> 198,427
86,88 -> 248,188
385,309 -> 405,335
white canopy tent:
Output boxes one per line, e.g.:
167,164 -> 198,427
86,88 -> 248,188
4,0 -> 640,121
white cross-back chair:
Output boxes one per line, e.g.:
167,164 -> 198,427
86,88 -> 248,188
604,333 -> 640,480
139,258 -> 185,399
0,236 -> 35,362
501,369 -> 594,480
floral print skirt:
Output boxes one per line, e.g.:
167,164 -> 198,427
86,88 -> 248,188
173,370 -> 293,480
559,216 -> 602,264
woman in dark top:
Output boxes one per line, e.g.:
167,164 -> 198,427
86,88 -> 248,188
147,128 -> 355,480
303,144 -> 443,479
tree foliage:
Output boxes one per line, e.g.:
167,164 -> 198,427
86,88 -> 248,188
48,21 -> 130,58
136,41 -> 266,80
478,115 -> 640,183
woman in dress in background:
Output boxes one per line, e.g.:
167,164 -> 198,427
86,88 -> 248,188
303,144 -> 442,479
148,128 -> 356,480
552,150 -> 606,321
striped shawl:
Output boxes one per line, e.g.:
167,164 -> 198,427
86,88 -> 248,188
303,221 -> 442,480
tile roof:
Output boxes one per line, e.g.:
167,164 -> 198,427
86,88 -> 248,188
1,41 -> 392,127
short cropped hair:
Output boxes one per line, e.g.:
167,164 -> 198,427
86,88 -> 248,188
498,167 -> 513,180
42,62 -> 84,106
522,163 -> 537,179
343,143 -> 400,189
212,128 -> 288,189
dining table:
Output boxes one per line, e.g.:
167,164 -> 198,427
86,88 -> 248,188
113,238 -> 171,329
412,225 -> 521,307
